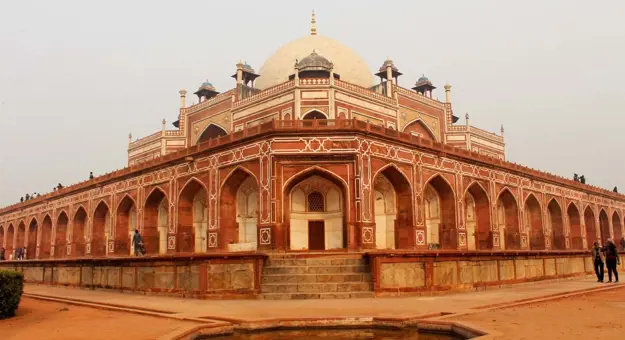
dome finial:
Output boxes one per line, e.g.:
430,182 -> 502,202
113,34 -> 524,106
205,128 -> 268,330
311,10 -> 317,36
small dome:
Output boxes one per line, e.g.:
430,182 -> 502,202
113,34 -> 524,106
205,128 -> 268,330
296,50 -> 333,72
199,81 -> 216,91
243,63 -> 255,73
418,75 -> 429,82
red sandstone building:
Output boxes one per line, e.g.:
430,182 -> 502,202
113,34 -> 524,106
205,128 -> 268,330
1,14 -> 624,298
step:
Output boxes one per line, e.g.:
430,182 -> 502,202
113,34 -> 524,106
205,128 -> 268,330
260,282 -> 372,294
262,273 -> 372,284
263,265 -> 370,275
261,291 -> 375,300
265,257 -> 366,267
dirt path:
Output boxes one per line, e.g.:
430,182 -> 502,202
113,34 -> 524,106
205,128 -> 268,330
451,286 -> 625,339
0,297 -> 200,340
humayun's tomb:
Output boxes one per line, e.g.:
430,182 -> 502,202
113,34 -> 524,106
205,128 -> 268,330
1,13 -> 624,299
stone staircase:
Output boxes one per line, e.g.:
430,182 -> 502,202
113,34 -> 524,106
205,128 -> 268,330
260,254 -> 374,300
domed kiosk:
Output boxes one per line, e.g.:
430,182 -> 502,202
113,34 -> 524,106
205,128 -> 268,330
254,12 -> 373,89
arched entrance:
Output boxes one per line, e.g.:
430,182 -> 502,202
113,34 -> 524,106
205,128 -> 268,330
496,189 -> 520,250
612,212 -> 623,244
16,222 -> 25,252
285,169 -> 346,251
40,216 -> 52,259
0,226 -> 4,251
92,202 -> 110,256
178,179 -> 208,253
403,120 -> 436,141
55,212 -> 69,258
197,124 -> 227,144
72,207 -> 87,257
567,204 -> 583,250
144,188 -> 169,255
6,224 -> 14,258
465,183 -> 491,250
219,169 -> 259,251
424,175 -> 456,250
115,196 -> 137,255
599,210 -> 610,243
373,166 -> 413,250
584,207 -> 597,248
548,199 -> 565,250
27,218 -> 38,258
302,110 -> 327,120
525,195 -> 545,250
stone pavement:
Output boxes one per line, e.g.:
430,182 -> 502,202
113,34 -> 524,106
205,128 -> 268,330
23,278 -> 620,323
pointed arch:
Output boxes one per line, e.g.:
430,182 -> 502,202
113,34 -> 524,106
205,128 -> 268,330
144,186 -> 169,255
54,211 -> 69,258
197,123 -> 228,144
27,217 -> 38,258
599,209 -> 610,242
92,200 -> 111,256
0,225 -> 4,250
284,166 -> 348,251
39,214 -> 53,259
115,195 -> 137,255
302,109 -> 328,120
373,164 -> 414,250
403,118 -> 437,141
547,198 -> 565,250
465,182 -> 491,250
72,206 -> 88,257
584,206 -> 597,248
6,224 -> 14,258
525,193 -> 545,250
178,177 -> 209,253
16,221 -> 26,250
423,174 -> 456,250
219,167 -> 259,251
612,211 -> 622,244
496,188 -> 521,250
567,202 -> 583,250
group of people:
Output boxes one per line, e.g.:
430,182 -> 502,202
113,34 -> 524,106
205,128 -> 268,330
592,238 -> 621,283
0,247 -> 27,261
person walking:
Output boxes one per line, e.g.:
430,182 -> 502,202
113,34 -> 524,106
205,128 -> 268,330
132,229 -> 144,256
591,241 -> 605,282
605,239 -> 620,283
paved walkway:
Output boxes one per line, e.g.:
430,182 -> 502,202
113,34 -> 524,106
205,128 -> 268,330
24,278 -> 618,322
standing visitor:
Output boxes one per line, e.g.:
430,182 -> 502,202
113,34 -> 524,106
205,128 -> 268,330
604,239 -> 620,283
132,229 -> 144,256
0,247 -> 5,261
620,237 -> 625,251
591,241 -> 605,282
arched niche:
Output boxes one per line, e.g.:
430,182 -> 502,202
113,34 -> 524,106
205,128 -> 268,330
72,207 -> 87,257
584,207 -> 597,249
220,169 -> 259,251
465,183 -> 491,250
16,222 -> 26,252
599,210 -> 610,242
403,119 -> 436,141
27,218 -> 38,258
197,124 -> 227,144
567,204 -> 583,250
40,216 -> 52,259
612,212 -> 623,243
496,189 -> 520,250
144,188 -> 169,255
55,212 -> 69,258
286,171 -> 346,251
525,195 -> 545,250
92,202 -> 111,256
6,224 -> 14,258
424,175 -> 456,250
548,199 -> 565,250
178,179 -> 208,253
302,110 -> 327,120
373,166 -> 414,250
115,196 -> 137,255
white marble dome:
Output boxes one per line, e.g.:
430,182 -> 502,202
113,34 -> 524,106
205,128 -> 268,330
254,34 -> 374,90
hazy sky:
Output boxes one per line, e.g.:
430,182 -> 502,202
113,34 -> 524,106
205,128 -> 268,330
1,0 -> 624,207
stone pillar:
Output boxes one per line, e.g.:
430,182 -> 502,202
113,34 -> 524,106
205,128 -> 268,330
179,89 -> 187,109
444,84 -> 451,103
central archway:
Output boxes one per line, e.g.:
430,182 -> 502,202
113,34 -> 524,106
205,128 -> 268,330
219,169 -> 259,251
525,195 -> 545,250
92,202 -> 110,256
496,189 -> 520,250
373,166 -> 413,250
72,208 -> 87,257
197,124 -> 227,144
424,175 -> 456,250
40,216 -> 52,259
465,183 -> 491,250
27,218 -> 38,258
177,178 -> 208,253
115,196 -> 136,255
584,207 -> 597,248
144,188 -> 169,255
567,203 -> 583,250
599,210 -> 610,243
402,119 -> 437,141
284,168 -> 347,251
6,224 -> 14,258
55,212 -> 69,258
16,222 -> 25,254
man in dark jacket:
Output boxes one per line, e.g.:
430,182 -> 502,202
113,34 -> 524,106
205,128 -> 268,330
605,239 -> 620,283
132,229 -> 144,256
591,241 -> 605,282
